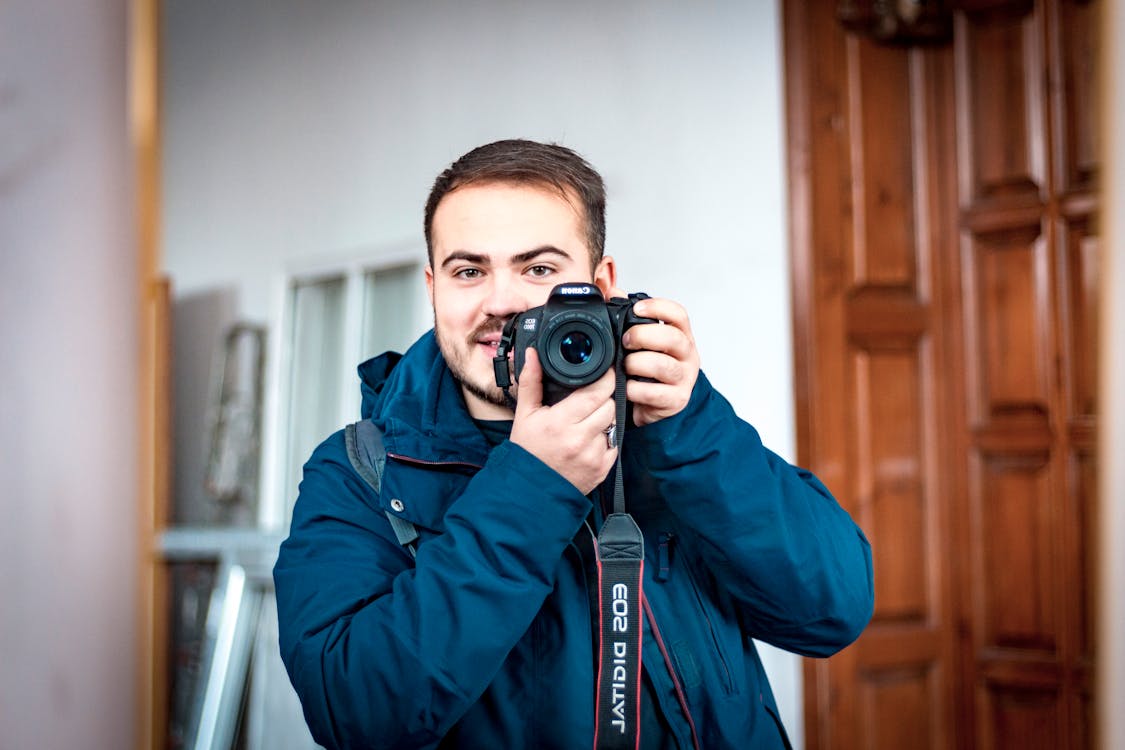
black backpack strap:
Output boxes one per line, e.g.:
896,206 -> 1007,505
345,421 -> 419,558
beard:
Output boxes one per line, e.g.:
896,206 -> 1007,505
434,315 -> 513,410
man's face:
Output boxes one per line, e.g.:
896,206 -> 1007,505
426,181 -> 615,419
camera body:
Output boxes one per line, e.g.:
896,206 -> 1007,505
493,282 -> 656,406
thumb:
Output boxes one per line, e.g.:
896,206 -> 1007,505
515,347 -> 544,414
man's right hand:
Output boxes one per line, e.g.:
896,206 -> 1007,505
508,348 -> 619,496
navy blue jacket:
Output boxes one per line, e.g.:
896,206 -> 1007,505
274,331 -> 873,749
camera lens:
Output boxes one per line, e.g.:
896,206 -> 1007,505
541,314 -> 610,388
559,331 -> 593,365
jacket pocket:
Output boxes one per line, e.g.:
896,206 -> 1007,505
761,699 -> 794,750
678,554 -> 737,695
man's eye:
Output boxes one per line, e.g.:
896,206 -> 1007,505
455,268 -> 483,279
527,265 -> 554,278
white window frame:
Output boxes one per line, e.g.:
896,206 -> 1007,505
258,245 -> 428,532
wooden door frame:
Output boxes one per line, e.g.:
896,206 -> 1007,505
132,0 -> 167,747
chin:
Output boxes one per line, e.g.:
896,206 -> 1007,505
465,380 -> 513,410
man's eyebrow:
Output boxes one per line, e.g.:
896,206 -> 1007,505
439,246 -> 573,270
440,251 -> 489,270
510,246 -> 572,265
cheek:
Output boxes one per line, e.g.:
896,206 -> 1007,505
432,288 -> 477,330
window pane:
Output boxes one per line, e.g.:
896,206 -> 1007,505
361,265 -> 424,360
284,276 -> 346,515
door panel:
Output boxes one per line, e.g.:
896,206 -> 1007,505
958,7 -> 1045,204
1054,0 -> 1099,192
785,2 -> 959,745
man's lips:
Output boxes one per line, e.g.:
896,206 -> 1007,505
472,322 -> 506,351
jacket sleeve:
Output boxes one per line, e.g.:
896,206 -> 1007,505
273,431 -> 592,749
626,372 -> 874,657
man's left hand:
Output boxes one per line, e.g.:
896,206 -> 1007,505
612,289 -> 701,427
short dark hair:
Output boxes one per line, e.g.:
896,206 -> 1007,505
424,139 -> 606,270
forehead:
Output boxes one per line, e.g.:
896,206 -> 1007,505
430,181 -> 589,261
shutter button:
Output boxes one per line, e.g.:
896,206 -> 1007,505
390,498 -> 405,512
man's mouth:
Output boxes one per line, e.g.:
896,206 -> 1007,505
472,321 -> 508,353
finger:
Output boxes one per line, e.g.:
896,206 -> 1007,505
633,298 -> 692,334
586,364 -> 621,405
623,350 -> 686,386
577,397 -> 618,435
582,401 -> 620,460
626,379 -> 687,413
551,365 -> 617,419
515,347 -> 544,413
624,322 -> 693,360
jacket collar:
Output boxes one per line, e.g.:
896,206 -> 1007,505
358,330 -> 494,467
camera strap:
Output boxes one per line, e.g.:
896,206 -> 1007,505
593,354 -> 644,750
493,318 -> 518,409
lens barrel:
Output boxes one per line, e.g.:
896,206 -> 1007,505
541,314 -> 611,387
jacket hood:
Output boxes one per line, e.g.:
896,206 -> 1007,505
356,329 -> 492,464
358,351 -> 404,420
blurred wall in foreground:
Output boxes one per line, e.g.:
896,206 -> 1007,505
0,1 -> 138,748
1099,1 -> 1125,747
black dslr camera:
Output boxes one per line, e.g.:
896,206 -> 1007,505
493,282 -> 657,405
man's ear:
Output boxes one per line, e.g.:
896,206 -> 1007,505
424,265 -> 435,306
593,255 -> 618,299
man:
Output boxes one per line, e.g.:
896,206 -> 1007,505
274,139 -> 873,749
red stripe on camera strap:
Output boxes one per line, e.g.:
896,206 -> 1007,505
593,348 -> 644,750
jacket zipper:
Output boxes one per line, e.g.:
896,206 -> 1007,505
386,452 -> 483,470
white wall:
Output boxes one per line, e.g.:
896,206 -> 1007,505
162,0 -> 803,743
0,1 -> 138,748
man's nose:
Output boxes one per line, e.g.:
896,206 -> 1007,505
481,273 -> 528,318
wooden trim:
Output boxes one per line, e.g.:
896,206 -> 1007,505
131,0 -> 166,747
778,0 -> 822,745
782,0 -> 814,497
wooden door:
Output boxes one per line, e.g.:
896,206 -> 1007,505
782,1 -> 1100,748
